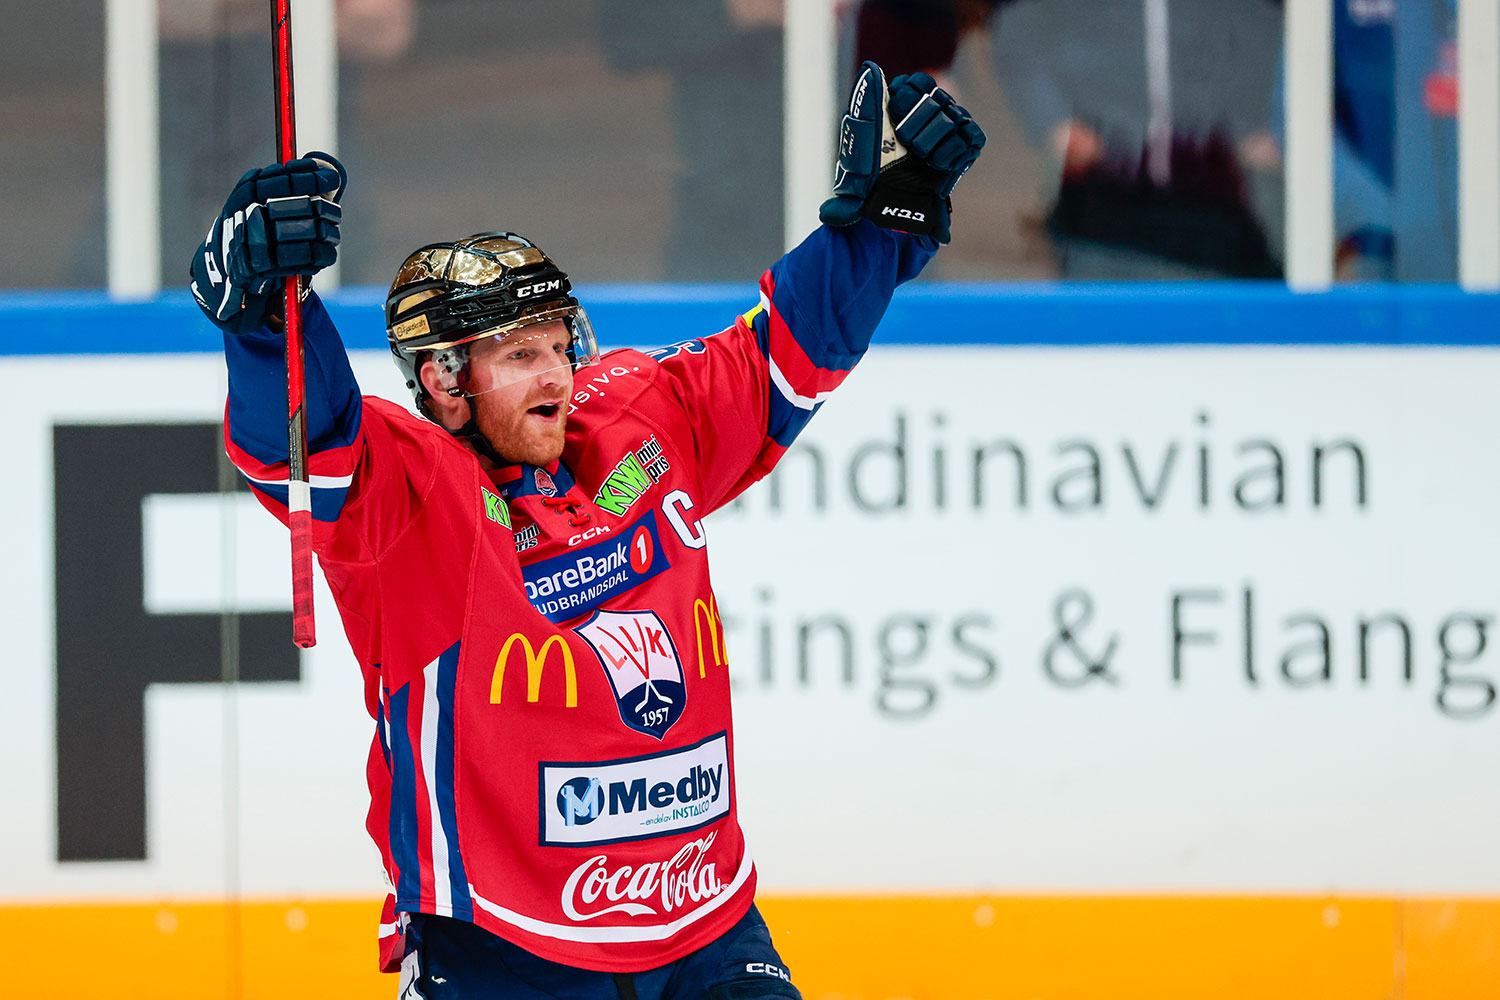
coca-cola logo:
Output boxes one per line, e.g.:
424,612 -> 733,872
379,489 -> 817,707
561,832 -> 726,922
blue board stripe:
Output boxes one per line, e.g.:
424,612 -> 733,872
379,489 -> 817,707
3,283 -> 1499,353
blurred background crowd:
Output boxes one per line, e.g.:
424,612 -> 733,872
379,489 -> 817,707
2,0 -> 1463,289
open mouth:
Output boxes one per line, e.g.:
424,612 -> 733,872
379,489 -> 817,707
528,403 -> 561,419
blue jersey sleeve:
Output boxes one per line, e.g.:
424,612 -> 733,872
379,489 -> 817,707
753,217 -> 936,450
648,217 -> 937,511
222,292 -> 364,528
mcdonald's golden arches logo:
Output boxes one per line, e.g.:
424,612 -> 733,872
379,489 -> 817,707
491,633 -> 578,707
693,596 -> 726,679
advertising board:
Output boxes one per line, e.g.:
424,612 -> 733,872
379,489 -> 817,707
2,287 -> 1497,997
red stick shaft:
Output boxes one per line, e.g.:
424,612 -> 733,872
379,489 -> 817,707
271,0 -> 316,648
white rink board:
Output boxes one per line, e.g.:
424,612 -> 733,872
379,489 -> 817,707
3,346 -> 1499,900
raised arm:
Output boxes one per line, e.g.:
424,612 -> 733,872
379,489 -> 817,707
189,154 -> 367,543
648,62 -> 985,511
220,292 -> 363,527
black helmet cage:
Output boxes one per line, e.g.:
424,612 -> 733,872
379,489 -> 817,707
385,232 -> 592,421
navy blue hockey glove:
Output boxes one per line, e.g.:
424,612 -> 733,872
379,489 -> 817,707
189,152 -> 345,335
819,63 -> 985,243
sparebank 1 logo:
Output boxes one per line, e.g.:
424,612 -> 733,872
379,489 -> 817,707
575,609 -> 685,739
558,777 -> 605,826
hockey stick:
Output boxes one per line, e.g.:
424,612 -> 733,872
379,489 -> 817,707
270,0 -> 316,648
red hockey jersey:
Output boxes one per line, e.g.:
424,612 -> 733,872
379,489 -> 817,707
221,220 -> 935,972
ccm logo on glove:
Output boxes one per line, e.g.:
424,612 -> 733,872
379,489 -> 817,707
880,206 -> 926,222
819,61 -> 985,243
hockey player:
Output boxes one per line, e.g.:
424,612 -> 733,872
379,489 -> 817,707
189,63 -> 983,999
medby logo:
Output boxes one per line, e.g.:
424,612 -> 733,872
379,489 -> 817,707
522,511 -> 671,623
540,733 -> 731,847
490,633 -> 578,707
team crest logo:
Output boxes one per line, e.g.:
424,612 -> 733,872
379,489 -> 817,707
534,468 -> 558,497
574,610 -> 685,739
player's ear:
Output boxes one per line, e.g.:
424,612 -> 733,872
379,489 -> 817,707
419,359 -> 466,431
419,357 -> 455,394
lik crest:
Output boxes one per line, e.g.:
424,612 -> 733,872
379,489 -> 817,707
574,609 -> 686,739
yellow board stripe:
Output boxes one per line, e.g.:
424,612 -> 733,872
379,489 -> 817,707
3,895 -> 1497,999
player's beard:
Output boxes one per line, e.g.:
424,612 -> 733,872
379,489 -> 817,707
475,389 -> 570,467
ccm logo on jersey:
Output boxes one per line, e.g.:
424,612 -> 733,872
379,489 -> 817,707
569,524 -> 612,547
515,278 -> 563,299
880,206 -> 926,222
746,963 -> 792,982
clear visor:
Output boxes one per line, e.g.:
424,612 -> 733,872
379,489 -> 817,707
429,305 -> 600,399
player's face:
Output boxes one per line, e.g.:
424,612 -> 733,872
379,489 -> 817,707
467,320 -> 575,466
